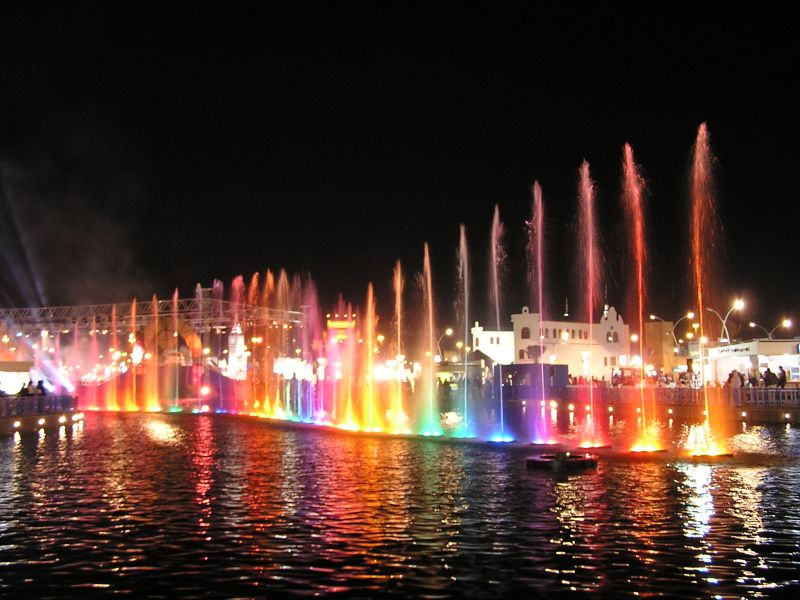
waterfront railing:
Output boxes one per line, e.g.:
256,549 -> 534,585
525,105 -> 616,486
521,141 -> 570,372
556,386 -> 800,408
0,395 -> 76,418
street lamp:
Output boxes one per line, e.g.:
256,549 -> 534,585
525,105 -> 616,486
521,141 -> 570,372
770,318 -> 792,338
748,321 -> 770,338
650,311 -> 694,350
437,327 -> 453,358
706,299 -> 744,343
750,318 -> 793,339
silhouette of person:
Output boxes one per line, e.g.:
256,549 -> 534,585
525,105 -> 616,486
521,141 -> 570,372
777,366 -> 787,389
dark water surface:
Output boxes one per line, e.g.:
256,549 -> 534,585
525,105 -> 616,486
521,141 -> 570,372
2,413 -> 799,598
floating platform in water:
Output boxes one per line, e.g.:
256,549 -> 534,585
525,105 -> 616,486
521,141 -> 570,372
687,453 -> 734,461
526,451 -> 599,470
573,444 -> 613,452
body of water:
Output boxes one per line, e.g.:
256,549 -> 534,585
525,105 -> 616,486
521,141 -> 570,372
2,412 -> 799,597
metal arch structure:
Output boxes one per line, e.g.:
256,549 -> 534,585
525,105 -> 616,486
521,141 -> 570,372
0,293 -> 306,335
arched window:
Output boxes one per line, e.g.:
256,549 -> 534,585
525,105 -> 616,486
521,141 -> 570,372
475,338 -> 480,347
521,327 -> 531,339
613,332 -> 619,342
519,350 -> 526,360
571,329 -> 576,339
545,328 -> 549,338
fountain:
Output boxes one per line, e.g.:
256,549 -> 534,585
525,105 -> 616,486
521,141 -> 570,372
389,260 -> 410,434
420,243 -> 442,436
526,181 -> 551,444
0,124 -> 756,453
457,224 -> 472,437
488,205 -> 512,442
576,161 -> 607,449
622,144 -> 662,453
686,123 -> 730,457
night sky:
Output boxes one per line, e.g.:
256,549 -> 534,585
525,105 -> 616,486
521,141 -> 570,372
1,6 -> 798,334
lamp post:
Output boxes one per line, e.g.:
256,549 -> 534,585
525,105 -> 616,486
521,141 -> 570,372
706,299 -> 744,343
437,327 -> 453,359
770,318 -> 792,339
748,321 -> 770,338
750,318 -> 792,339
650,311 -> 695,350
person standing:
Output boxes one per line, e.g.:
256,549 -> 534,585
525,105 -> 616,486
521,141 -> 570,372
777,366 -> 787,389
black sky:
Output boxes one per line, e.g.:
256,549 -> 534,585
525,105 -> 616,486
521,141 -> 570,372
1,6 -> 798,333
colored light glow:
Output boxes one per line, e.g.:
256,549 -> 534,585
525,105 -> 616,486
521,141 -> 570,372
685,423 -> 727,456
578,441 -> 605,448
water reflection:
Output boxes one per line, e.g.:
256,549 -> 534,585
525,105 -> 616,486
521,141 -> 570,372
192,416 -> 215,536
1,413 -> 799,597
677,463 -> 714,539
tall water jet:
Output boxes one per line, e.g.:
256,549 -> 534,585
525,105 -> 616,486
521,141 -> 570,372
107,305 -> 120,410
457,225 -> 471,436
526,182 -> 548,443
276,271 -> 291,416
211,280 -> 225,411
577,161 -> 604,446
688,123 -> 727,455
229,276 -> 246,413
261,271 -> 275,416
71,324 -> 80,395
127,298 -> 138,411
54,332 -> 63,395
489,205 -> 511,441
361,283 -> 381,431
622,145 -> 658,451
342,300 -> 357,429
248,272 -> 260,307
169,288 -> 180,410
192,284 -> 205,413
146,294 -> 161,411
302,277 -> 323,421
87,316 -> 99,409
389,260 -> 410,433
421,243 -> 442,435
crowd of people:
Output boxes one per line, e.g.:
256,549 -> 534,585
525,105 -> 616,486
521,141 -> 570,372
0,380 -> 48,397
570,366 -> 792,390
725,366 -> 787,389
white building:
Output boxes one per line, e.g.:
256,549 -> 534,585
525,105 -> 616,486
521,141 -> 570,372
510,305 -> 631,379
470,305 -> 632,378
705,339 -> 800,384
470,323 -> 515,365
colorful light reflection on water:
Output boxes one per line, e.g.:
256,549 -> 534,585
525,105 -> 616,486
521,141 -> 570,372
2,413 -> 799,597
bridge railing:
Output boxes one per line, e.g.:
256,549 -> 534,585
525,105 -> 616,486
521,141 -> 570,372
557,386 -> 800,408
0,395 -> 76,418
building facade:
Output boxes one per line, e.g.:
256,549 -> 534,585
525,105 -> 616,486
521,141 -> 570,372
706,339 -> 800,384
470,324 -> 515,365
472,305 -> 632,380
